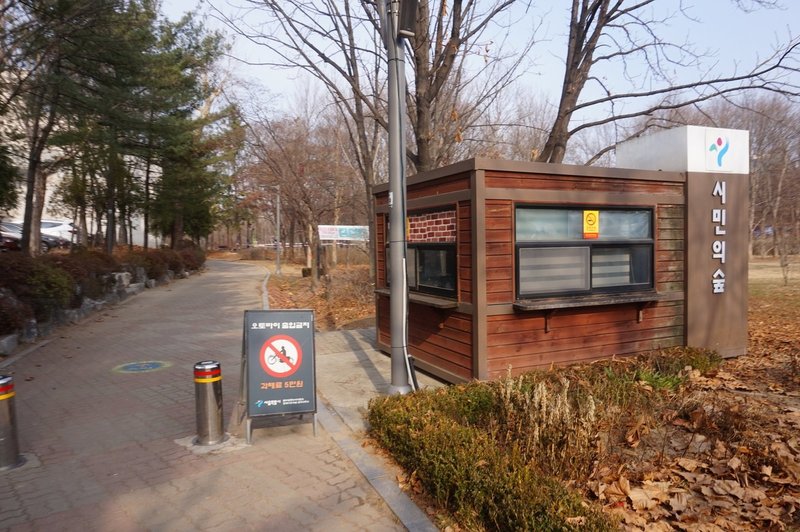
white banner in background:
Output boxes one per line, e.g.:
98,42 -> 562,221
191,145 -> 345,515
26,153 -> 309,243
318,225 -> 369,241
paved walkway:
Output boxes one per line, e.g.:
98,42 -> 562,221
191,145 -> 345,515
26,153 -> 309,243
0,259 -> 440,531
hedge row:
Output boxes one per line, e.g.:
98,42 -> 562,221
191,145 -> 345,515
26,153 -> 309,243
367,382 -> 615,531
367,348 -> 721,531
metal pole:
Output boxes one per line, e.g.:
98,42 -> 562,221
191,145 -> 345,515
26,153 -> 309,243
194,361 -> 225,445
385,0 -> 412,395
275,185 -> 281,275
0,375 -> 23,470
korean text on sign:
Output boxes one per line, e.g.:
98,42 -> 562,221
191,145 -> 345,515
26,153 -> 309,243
251,321 -> 311,330
711,180 -> 727,294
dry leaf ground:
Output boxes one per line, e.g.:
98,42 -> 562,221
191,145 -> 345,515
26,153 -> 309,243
593,258 -> 800,531
262,255 -> 800,531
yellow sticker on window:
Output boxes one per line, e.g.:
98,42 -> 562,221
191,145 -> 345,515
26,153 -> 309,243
583,210 -> 599,239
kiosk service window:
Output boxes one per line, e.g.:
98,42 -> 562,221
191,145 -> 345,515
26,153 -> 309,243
515,206 -> 654,298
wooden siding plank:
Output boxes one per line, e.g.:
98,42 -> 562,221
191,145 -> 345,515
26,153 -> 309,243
658,229 -> 684,241
486,267 -> 513,281
486,228 -> 512,242
657,260 -> 684,272
489,326 -> 685,362
485,200 -> 513,217
658,217 -> 685,230
408,175 -> 470,199
658,240 -> 685,251
487,279 -> 513,294
656,250 -> 685,262
485,174 -> 683,196
410,348 -> 472,380
486,255 -> 513,268
488,315 -> 684,350
486,335 -> 685,378
657,281 -> 684,292
659,205 -> 685,218
486,242 -> 513,255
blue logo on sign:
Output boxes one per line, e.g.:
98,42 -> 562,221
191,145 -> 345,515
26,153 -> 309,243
709,136 -> 730,167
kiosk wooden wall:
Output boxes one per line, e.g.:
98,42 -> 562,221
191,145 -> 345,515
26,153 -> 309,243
374,159 -> 687,383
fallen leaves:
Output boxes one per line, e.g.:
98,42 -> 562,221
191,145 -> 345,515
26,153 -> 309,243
590,364 -> 800,529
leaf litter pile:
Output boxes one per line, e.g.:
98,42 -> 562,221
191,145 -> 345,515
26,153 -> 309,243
575,264 -> 800,530
267,263 -> 375,331
268,259 -> 800,530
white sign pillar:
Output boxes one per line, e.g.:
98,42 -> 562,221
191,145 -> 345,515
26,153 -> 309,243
617,126 -> 750,357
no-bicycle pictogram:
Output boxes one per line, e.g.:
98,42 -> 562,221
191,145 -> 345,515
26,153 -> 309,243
259,335 -> 303,378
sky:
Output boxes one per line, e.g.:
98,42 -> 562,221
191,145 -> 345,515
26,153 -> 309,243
160,0 -> 800,119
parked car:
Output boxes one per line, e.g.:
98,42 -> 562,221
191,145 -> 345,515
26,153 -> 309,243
10,219 -> 76,240
0,222 -> 70,253
0,228 -> 21,251
39,219 -> 76,240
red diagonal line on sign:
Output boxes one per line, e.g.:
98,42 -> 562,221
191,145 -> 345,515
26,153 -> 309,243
266,340 -> 298,370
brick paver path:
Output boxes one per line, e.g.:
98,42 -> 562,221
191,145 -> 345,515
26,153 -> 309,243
0,260 -> 404,531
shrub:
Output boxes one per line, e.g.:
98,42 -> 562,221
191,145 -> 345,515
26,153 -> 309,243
160,248 -> 184,272
42,249 -> 119,302
0,252 -> 35,294
367,347 -> 723,531
0,253 -> 73,321
177,240 -> 206,270
368,387 -> 614,531
0,289 -> 33,334
27,261 -> 73,320
143,249 -> 169,279
116,248 -> 148,278
69,246 -> 120,275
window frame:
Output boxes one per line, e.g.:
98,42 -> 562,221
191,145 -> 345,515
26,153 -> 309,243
386,242 -> 457,298
515,206 -> 655,299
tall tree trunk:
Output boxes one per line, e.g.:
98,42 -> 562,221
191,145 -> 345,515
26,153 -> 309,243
306,223 -> 313,269
171,202 -> 183,249
21,92 -> 58,255
31,166 -> 47,254
78,204 -> 87,246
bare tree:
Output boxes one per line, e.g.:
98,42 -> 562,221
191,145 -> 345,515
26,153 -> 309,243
242,93 -> 364,285
538,0 -> 800,164
211,0 -> 390,274
404,0 -> 534,171
644,94 -> 800,278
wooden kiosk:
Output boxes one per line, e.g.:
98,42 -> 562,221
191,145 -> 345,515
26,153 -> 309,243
373,127 -> 749,384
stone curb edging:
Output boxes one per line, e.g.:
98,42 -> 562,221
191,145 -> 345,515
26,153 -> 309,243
0,340 -> 52,370
315,395 -> 438,532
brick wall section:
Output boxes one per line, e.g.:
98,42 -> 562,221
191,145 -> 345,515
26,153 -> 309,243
408,210 -> 457,243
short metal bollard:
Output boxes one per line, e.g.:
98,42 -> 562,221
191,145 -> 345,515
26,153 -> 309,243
194,361 -> 224,445
0,375 -> 23,470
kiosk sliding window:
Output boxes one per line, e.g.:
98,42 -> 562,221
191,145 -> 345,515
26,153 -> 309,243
515,207 -> 653,298
387,243 -> 457,297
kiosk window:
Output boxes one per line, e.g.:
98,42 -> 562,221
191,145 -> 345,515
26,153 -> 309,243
387,243 -> 456,297
516,207 -> 653,298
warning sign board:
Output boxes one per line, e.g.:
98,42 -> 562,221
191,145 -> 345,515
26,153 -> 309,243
583,210 -> 599,239
243,310 -> 316,418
